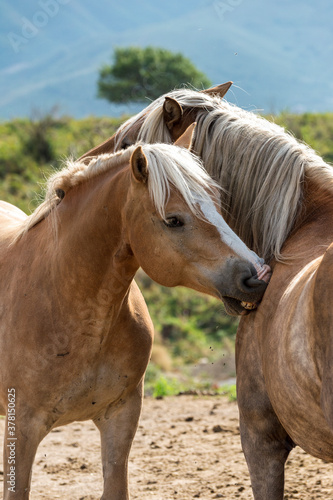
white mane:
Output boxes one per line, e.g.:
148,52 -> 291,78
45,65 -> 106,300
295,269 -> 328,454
118,89 -> 333,261
139,143 -> 220,219
15,142 -> 220,240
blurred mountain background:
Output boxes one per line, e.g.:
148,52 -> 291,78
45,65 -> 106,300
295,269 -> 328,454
2,0 -> 333,119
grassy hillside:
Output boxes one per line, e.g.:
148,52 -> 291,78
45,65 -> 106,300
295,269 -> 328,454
270,111 -> 333,164
1,111 -> 333,392
0,113 -> 126,211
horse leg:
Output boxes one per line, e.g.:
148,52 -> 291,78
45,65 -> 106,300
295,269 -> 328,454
239,396 -> 293,500
3,409 -> 49,499
93,383 -> 143,500
237,321 -> 293,500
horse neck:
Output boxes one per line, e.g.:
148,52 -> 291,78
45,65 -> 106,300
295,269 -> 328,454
285,179 -> 333,258
41,165 -> 138,303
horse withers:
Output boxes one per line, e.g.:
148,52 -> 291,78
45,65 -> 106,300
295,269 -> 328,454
0,126 -> 269,500
81,85 -> 333,498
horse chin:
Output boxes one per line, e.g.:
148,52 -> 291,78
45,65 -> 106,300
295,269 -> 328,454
222,296 -> 257,316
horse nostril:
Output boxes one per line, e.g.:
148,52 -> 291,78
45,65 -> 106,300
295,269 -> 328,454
234,263 -> 269,301
219,258 -> 269,306
243,273 -> 267,290
238,265 -> 263,292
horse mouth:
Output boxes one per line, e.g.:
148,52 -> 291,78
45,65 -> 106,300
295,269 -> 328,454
218,262 -> 271,316
222,296 -> 258,316
240,301 -> 257,310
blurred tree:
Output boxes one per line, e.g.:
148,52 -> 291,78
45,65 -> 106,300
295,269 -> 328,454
21,108 -> 57,164
97,46 -> 212,103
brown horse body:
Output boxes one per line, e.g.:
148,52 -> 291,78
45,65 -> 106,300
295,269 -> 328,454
83,85 -> 333,498
0,136 -> 269,499
237,196 -> 333,498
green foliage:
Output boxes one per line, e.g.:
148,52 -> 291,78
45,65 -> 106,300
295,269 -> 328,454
20,110 -> 56,164
0,113 -> 126,212
152,376 -> 182,398
144,363 -> 182,397
219,384 -> 237,402
144,361 -> 233,398
97,46 -> 212,104
266,111 -> 333,164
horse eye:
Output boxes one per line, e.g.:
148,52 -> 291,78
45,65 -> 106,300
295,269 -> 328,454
163,216 -> 184,228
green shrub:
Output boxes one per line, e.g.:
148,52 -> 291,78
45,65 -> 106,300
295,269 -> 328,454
219,384 -> 237,402
152,376 -> 182,398
144,363 -> 183,397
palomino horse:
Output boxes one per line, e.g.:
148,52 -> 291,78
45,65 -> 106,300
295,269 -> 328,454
81,85 -> 333,498
0,127 -> 270,500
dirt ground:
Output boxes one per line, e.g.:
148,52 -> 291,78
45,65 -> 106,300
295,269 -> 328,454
0,395 -> 332,499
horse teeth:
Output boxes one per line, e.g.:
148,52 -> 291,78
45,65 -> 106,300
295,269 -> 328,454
241,301 -> 257,310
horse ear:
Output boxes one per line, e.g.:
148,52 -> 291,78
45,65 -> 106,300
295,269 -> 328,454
174,123 -> 196,150
163,97 -> 183,130
201,81 -> 233,98
131,146 -> 148,184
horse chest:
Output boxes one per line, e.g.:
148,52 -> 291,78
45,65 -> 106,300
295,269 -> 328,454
0,309 -> 151,423
34,342 -> 146,426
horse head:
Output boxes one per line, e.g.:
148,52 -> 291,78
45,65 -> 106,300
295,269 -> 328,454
78,82 -> 233,163
123,126 -> 270,316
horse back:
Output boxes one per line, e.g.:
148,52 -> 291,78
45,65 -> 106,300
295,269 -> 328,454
0,200 -> 26,222
0,200 -> 26,244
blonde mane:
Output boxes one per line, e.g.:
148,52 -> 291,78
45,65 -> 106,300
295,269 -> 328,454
118,89 -> 333,261
15,142 -> 220,240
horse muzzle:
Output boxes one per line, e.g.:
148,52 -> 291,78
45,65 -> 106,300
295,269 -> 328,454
217,259 -> 271,316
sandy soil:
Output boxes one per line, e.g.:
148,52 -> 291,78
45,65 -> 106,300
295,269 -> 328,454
0,396 -> 332,499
